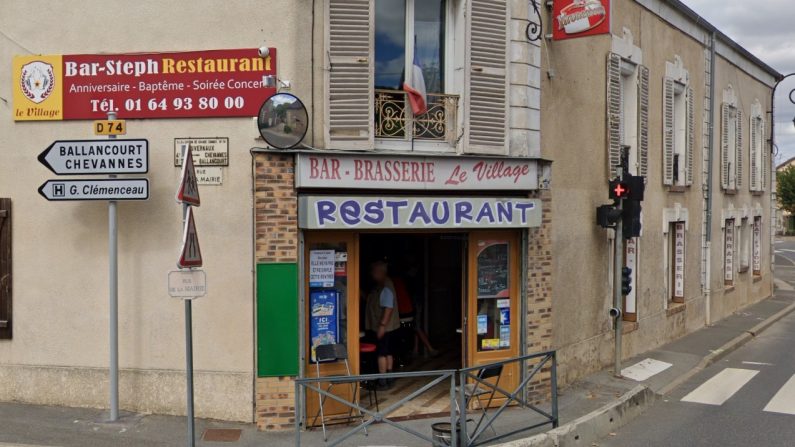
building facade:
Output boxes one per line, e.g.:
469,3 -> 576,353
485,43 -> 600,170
542,0 -> 779,385
0,0 -> 553,431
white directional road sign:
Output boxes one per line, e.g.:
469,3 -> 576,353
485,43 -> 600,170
38,179 -> 149,201
38,139 -> 148,175
168,269 -> 207,299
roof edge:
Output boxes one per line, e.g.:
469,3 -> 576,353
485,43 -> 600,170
663,0 -> 783,81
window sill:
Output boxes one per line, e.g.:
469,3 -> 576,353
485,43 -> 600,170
622,321 -> 639,334
753,275 -> 763,283
724,285 -> 735,293
666,302 -> 686,317
751,191 -> 766,196
723,189 -> 738,195
739,266 -> 750,274
667,185 -> 687,193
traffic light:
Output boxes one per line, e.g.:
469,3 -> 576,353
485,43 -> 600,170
609,175 -> 645,201
596,204 -> 622,228
622,199 -> 642,239
621,267 -> 632,295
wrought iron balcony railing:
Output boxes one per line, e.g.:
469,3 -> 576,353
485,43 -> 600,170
374,89 -> 459,145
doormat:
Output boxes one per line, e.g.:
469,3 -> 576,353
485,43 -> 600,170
202,428 -> 243,442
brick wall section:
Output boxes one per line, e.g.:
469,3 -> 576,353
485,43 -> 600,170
525,190 -> 554,403
254,152 -> 298,431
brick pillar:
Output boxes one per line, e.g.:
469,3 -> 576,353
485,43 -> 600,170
254,153 -> 299,431
525,189 -> 554,403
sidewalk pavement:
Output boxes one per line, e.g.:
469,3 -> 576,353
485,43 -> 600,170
1,289 -> 794,447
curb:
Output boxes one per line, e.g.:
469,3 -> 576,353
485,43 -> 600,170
658,299 -> 795,395
498,297 -> 795,447
496,385 -> 655,447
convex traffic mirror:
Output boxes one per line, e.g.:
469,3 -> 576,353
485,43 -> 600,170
257,93 -> 308,149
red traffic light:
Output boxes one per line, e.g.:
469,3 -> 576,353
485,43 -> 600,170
609,179 -> 630,199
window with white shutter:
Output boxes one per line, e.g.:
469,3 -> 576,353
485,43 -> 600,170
721,103 -> 740,191
750,100 -> 765,192
465,0 -> 509,154
663,57 -> 692,187
325,0 -> 374,150
606,52 -> 648,178
736,108 -> 744,189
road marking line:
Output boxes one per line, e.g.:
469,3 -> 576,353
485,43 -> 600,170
764,374 -> 795,415
621,358 -> 673,382
742,361 -> 775,366
775,278 -> 795,291
681,368 -> 758,406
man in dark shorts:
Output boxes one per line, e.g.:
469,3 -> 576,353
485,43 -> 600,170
365,260 -> 401,389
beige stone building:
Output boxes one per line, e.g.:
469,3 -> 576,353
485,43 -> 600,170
1,0 -> 553,432
542,0 -> 779,385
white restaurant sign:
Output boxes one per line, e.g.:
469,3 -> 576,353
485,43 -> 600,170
295,153 -> 538,190
753,217 -> 761,275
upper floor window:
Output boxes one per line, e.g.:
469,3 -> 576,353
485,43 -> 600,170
721,86 -> 743,191
607,29 -> 648,178
749,100 -> 767,192
663,56 -> 694,187
374,0 -> 458,149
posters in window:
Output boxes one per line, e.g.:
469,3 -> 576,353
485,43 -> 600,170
624,238 -> 637,314
753,217 -> 762,274
309,250 -> 335,288
309,290 -> 339,363
673,223 -> 685,299
725,220 -> 735,283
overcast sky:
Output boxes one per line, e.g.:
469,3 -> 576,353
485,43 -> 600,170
686,0 -> 795,164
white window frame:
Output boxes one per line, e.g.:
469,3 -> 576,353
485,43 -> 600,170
613,29 -> 643,175
722,85 -> 741,191
374,0 -> 463,153
739,217 -> 750,272
665,56 -> 691,186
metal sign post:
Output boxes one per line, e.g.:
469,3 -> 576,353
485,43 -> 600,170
176,144 -> 202,447
107,111 -> 119,422
613,164 -> 624,378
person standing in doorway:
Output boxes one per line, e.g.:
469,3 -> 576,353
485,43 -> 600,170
365,260 -> 401,390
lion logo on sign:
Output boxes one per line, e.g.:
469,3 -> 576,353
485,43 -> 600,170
20,61 -> 55,104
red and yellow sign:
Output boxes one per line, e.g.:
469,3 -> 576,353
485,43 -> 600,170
13,48 -> 276,121
552,0 -> 610,41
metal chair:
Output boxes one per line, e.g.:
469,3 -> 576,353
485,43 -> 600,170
457,363 -> 504,438
310,343 -> 367,441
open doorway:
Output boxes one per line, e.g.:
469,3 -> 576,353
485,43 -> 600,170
359,233 -> 465,417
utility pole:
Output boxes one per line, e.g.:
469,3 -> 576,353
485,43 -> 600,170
612,161 -> 624,378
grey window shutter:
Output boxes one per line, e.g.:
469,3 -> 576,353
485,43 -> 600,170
662,77 -> 675,185
0,199 -> 10,340
721,103 -> 730,190
325,0 -> 374,150
465,0 -> 509,154
638,65 -> 649,178
607,53 -> 622,177
736,108 -> 743,188
750,116 -> 758,191
761,118 -> 768,191
686,87 -> 695,185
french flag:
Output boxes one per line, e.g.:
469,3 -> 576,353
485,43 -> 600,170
403,49 -> 428,115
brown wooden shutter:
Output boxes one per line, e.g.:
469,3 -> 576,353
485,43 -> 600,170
325,0 -> 374,150
0,199 -> 11,340
686,87 -> 695,185
465,0 -> 509,154
607,53 -> 622,177
750,116 -> 758,191
662,77 -> 675,185
736,108 -> 743,188
721,103 -> 730,189
638,65 -> 649,178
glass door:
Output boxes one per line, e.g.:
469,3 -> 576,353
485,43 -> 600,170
304,232 -> 359,423
466,231 -> 520,405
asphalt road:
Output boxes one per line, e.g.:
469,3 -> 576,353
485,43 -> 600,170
599,238 -> 795,447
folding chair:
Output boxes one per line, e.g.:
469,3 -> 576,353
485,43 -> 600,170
457,363 -> 504,438
310,343 -> 367,441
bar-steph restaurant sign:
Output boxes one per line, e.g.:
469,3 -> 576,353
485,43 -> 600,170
13,48 -> 276,121
295,153 -> 539,191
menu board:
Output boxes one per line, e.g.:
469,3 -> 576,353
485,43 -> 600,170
477,242 -> 509,299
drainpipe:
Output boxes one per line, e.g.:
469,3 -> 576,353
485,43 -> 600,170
704,32 -> 716,326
